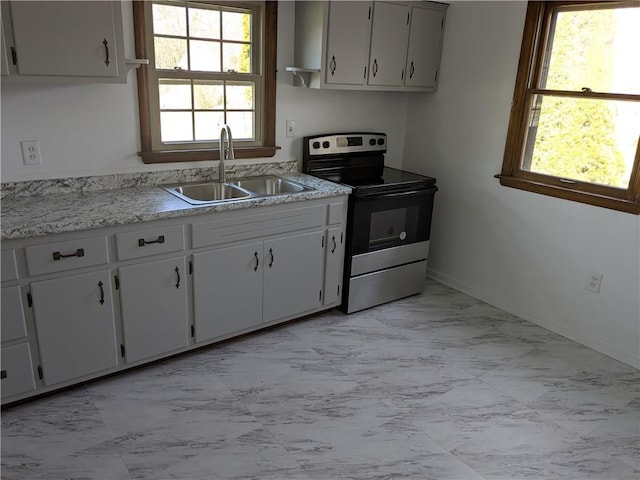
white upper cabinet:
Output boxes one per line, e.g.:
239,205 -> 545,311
2,1 -> 129,82
368,2 -> 409,87
404,3 -> 447,89
289,1 -> 447,92
324,2 -> 372,85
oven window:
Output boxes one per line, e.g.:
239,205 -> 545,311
369,207 -> 414,249
349,188 -> 436,256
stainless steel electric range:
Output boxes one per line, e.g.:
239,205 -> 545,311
302,132 -> 437,313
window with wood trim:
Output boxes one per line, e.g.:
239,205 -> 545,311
133,0 -> 277,164
498,1 -> 640,214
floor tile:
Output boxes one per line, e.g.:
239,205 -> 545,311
2,279 -> 638,480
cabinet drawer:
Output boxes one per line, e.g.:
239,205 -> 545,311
1,249 -> 19,282
116,225 -> 185,260
1,343 -> 36,399
192,205 -> 325,248
25,236 -> 109,276
1,286 -> 27,342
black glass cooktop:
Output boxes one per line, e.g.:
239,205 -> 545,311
337,167 -> 436,195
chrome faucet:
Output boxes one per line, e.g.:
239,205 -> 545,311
218,124 -> 234,183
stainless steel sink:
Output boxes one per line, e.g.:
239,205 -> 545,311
164,182 -> 252,205
229,176 -> 311,195
163,176 -> 314,205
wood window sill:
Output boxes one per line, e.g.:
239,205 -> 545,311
139,146 -> 279,165
496,175 -> 640,215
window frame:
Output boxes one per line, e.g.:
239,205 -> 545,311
498,1 -> 640,214
133,0 -> 277,164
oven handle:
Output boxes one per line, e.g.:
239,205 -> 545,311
356,186 -> 437,200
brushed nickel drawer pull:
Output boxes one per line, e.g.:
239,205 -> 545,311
52,248 -> 85,261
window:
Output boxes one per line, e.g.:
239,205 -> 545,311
133,0 -> 277,164
498,1 -> 640,214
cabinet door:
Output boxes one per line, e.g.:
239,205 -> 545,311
1,343 -> 36,399
193,242 -> 263,342
404,6 -> 445,89
9,1 -> 120,77
119,257 -> 190,363
368,2 -> 409,87
325,1 -> 372,85
31,270 -> 118,386
323,227 -> 345,306
1,286 -> 27,342
263,231 -> 324,323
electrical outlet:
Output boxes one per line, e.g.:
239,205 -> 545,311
286,120 -> 295,138
586,271 -> 603,293
21,140 -> 42,165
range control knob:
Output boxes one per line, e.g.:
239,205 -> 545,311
312,141 -> 321,149
377,138 -> 385,146
322,141 -> 330,148
369,139 -> 376,146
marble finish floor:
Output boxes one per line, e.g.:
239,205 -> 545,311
2,279 -> 638,479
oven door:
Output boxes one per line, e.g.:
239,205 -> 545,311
349,186 -> 436,257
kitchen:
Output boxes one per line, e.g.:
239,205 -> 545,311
1,1 -> 638,479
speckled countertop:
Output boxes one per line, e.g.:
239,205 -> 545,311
1,163 -> 351,241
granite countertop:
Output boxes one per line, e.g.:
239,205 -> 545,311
1,166 -> 351,241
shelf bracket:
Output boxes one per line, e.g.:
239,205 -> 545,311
285,67 -> 320,88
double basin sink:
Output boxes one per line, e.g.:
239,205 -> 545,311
164,175 -> 314,205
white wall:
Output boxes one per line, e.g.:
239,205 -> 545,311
403,1 -> 640,368
0,1 -> 409,182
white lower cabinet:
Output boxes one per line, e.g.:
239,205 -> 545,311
1,343 -> 36,398
193,231 -> 325,342
2,195 -> 348,404
118,256 -> 190,363
30,270 -> 119,386
263,231 -> 324,323
1,285 -> 27,342
323,227 -> 345,306
193,241 -> 263,342
0,285 -> 35,401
